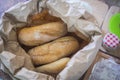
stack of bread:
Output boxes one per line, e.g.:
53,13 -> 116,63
17,9 -> 85,75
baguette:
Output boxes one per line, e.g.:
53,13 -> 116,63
18,22 -> 67,46
28,9 -> 62,26
28,36 -> 79,65
35,57 -> 70,74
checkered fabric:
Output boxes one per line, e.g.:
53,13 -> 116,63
103,33 -> 120,48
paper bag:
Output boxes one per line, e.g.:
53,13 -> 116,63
0,0 -> 102,80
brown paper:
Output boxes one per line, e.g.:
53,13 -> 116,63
0,51 -> 24,74
0,0 -> 103,80
0,36 -> 4,53
15,68 -> 54,80
4,41 -> 35,71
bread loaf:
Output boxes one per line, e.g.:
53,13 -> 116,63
28,9 -> 62,26
28,36 -> 79,65
35,57 -> 70,74
18,22 -> 67,46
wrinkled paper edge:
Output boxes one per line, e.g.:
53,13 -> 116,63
0,0 -> 102,80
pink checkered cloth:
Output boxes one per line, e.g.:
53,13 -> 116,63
103,33 -> 120,48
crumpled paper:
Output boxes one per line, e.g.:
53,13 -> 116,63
0,0 -> 102,80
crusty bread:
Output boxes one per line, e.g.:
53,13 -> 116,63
35,57 -> 70,74
28,36 -> 79,65
18,22 -> 67,46
28,9 -> 62,26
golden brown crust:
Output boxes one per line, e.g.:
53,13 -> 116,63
27,9 -> 62,26
28,36 -> 80,65
18,22 -> 67,46
35,57 -> 70,74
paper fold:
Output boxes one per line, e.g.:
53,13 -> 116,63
0,0 -> 102,80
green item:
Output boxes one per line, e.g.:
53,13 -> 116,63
109,13 -> 120,39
